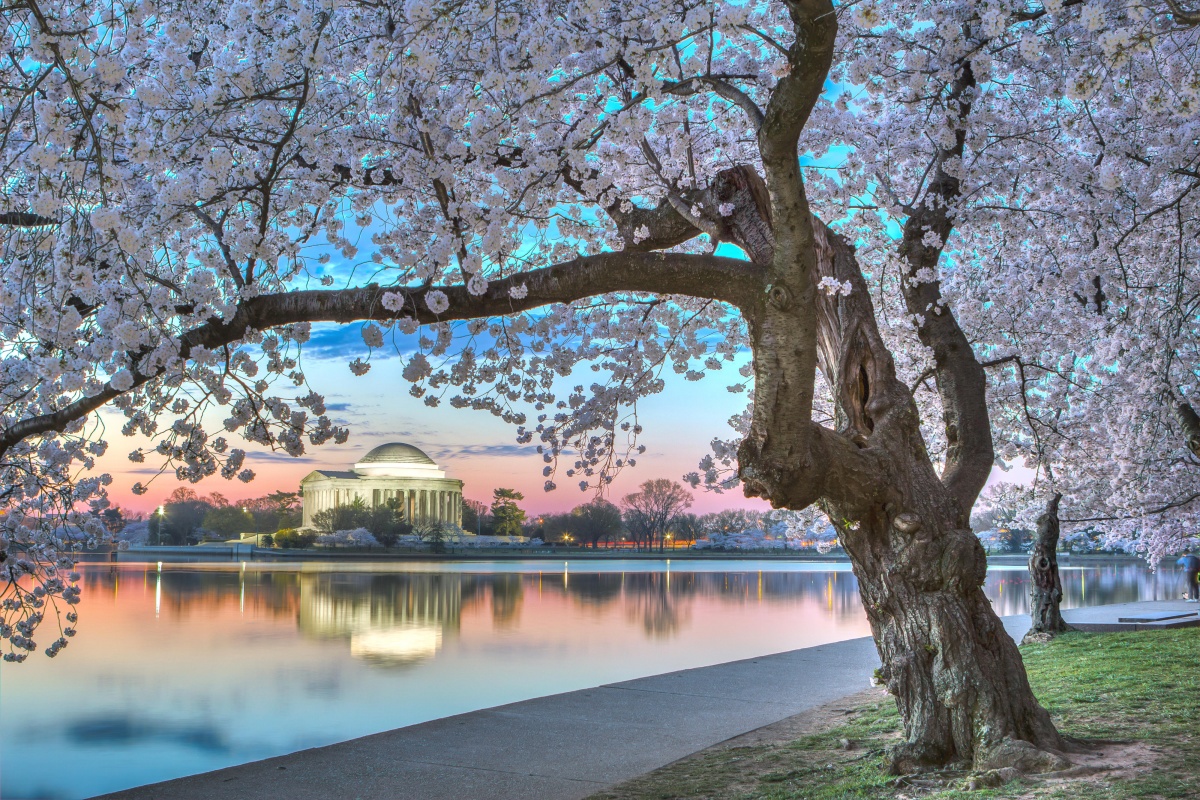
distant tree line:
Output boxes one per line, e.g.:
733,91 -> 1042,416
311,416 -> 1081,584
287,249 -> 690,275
147,487 -> 301,545
140,478 -> 824,552
521,479 -> 819,551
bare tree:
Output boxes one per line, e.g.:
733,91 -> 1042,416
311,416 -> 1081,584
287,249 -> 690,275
623,479 -> 694,553
671,513 -> 704,548
622,507 -> 655,553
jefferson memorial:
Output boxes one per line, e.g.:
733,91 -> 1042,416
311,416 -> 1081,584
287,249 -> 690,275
299,443 -> 464,529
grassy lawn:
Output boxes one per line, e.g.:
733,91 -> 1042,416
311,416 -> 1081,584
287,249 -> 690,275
588,629 -> 1200,799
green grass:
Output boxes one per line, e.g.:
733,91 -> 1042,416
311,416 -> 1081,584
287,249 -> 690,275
588,629 -> 1200,799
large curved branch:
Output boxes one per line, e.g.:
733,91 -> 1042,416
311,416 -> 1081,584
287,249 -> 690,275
0,251 -> 764,457
663,76 -> 765,129
760,0 -> 836,170
737,2 -> 839,515
896,61 -> 994,515
757,0 -> 836,239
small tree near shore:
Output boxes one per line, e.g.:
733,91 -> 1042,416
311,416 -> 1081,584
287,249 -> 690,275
490,489 -> 527,537
623,480 -> 693,554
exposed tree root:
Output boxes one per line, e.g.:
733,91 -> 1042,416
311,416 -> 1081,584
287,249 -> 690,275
1021,630 -> 1068,646
973,738 -> 1072,773
889,736 -> 1071,778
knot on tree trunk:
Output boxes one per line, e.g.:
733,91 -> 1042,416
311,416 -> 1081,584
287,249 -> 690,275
943,531 -> 989,592
736,434 -> 823,510
884,525 -> 986,594
766,283 -> 793,309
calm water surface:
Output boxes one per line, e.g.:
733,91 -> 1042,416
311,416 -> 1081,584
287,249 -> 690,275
0,558 -> 1180,799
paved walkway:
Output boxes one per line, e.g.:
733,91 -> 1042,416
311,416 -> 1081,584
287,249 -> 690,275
1063,597 -> 1200,631
92,601 -> 1197,800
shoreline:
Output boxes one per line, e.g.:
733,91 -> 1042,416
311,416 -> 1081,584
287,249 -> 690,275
87,634 -> 891,800
88,615 -> 1034,800
87,601 -> 1192,799
75,547 -> 1154,565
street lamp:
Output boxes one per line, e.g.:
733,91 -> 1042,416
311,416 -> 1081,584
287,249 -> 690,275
240,507 -> 256,546
155,505 -> 165,546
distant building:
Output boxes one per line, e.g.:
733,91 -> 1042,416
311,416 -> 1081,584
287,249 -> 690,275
300,443 -> 464,529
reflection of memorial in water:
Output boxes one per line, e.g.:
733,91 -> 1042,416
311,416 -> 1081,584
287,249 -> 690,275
297,573 -> 474,667
79,561 -> 1181,657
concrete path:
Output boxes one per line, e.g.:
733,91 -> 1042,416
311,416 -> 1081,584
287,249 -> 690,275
92,616 -> 1031,800
1062,598 -> 1200,631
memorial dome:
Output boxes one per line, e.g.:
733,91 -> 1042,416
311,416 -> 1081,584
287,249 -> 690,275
358,443 -> 436,465
352,442 -> 445,478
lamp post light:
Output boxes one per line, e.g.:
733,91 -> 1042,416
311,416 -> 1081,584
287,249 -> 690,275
155,505 -> 165,546
241,507 -> 257,546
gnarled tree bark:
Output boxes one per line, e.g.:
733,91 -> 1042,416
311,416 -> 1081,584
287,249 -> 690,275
712,7 -> 1065,773
1023,493 -> 1073,643
735,216 -> 1067,774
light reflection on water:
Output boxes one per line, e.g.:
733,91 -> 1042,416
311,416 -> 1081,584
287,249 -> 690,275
0,558 -> 1177,800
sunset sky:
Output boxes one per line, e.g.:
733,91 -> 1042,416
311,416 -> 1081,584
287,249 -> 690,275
83,204 -> 1032,520
90,325 -> 1031,520
90,321 -> 770,518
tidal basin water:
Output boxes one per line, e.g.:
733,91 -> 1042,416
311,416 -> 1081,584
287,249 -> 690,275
0,558 -> 1180,799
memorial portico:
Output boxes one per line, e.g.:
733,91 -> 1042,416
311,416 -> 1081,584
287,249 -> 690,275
300,443 -> 464,529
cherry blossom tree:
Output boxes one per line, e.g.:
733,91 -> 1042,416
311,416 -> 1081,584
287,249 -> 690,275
871,2 -> 1200,562
5,0 -> 1200,774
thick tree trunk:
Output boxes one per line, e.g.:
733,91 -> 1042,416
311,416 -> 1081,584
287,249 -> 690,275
735,218 -> 1068,773
560,5 -> 1063,772
840,507 -> 1068,773
1023,493 -> 1073,642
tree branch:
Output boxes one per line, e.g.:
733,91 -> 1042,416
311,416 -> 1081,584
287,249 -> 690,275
0,252 -> 764,457
0,212 -> 58,227
758,0 -> 837,230
662,76 -> 766,129
896,60 -> 994,515
191,208 -> 246,290
1165,0 -> 1200,26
